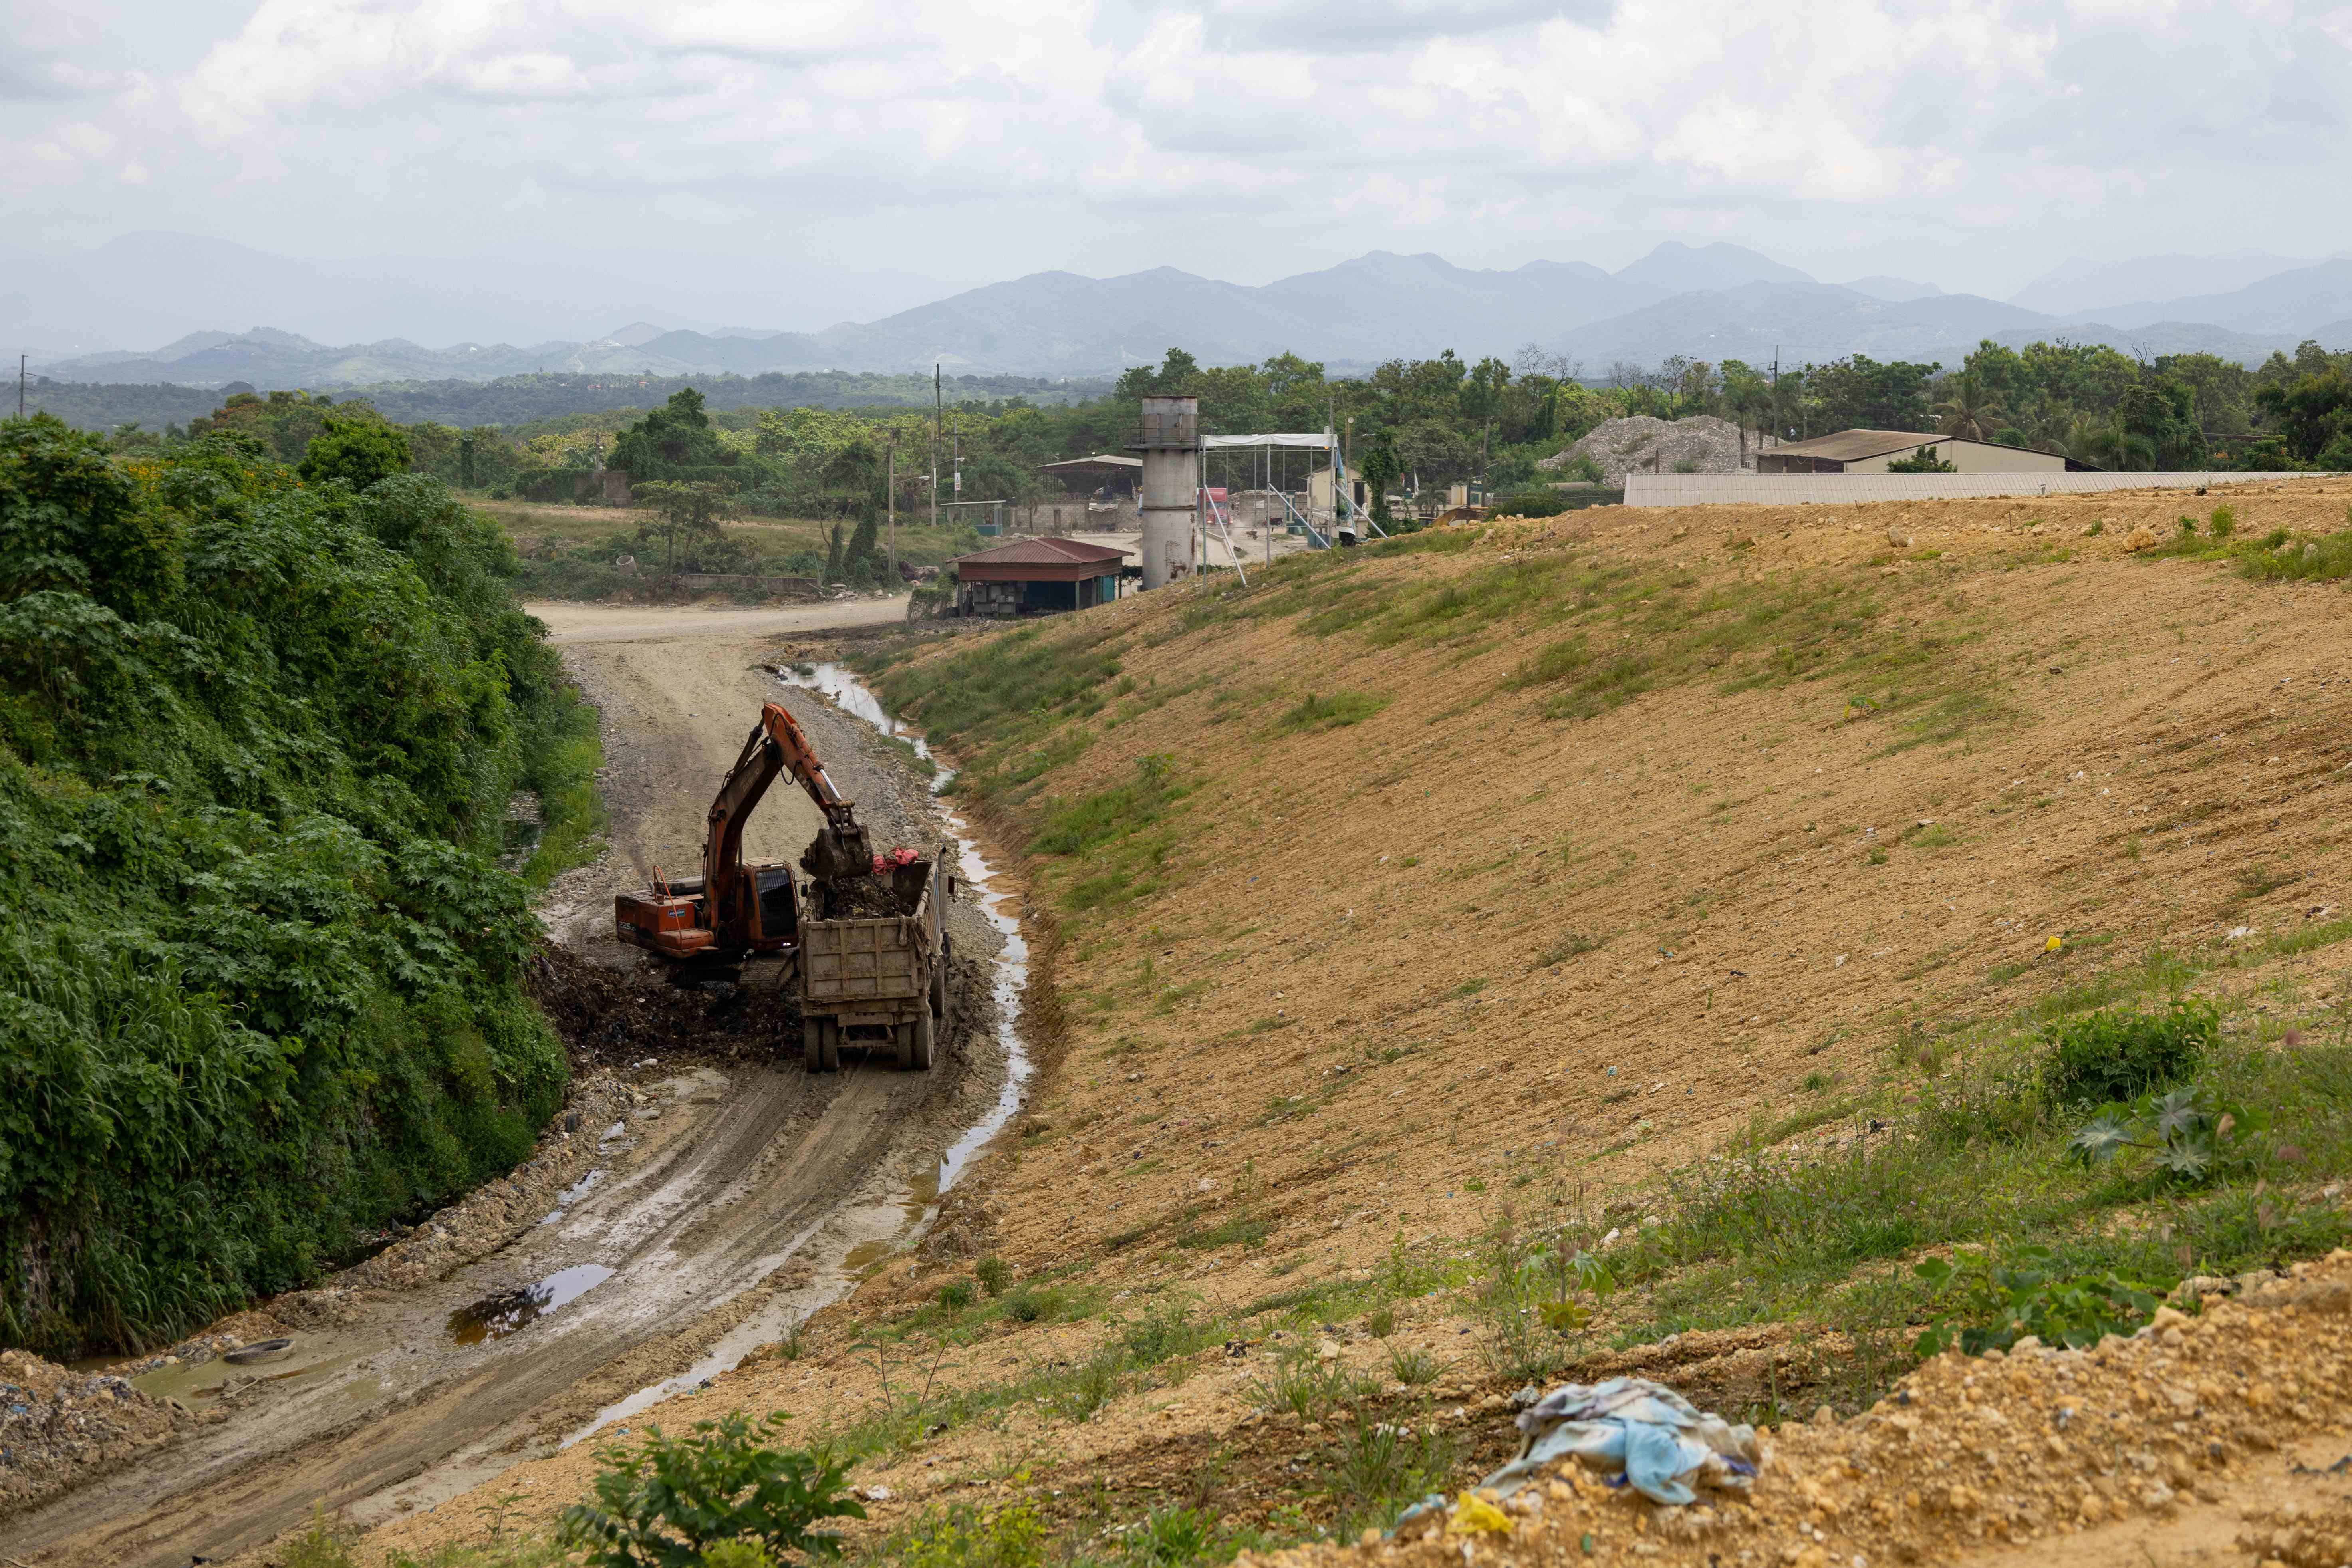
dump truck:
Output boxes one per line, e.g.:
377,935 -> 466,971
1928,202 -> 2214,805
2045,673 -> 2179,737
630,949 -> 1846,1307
797,845 -> 955,1073
613,699 -> 949,1072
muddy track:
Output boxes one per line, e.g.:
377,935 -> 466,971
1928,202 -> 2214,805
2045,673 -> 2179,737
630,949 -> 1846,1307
4,601 -> 1010,1568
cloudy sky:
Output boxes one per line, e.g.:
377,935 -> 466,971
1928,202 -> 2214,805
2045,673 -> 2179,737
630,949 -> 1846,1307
4,0 -> 2350,342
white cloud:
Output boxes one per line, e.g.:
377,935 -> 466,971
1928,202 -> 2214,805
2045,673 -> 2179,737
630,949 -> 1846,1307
3,0 -> 2346,310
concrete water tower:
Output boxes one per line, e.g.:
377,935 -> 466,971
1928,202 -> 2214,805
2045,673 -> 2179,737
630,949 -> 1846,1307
1133,395 -> 1197,591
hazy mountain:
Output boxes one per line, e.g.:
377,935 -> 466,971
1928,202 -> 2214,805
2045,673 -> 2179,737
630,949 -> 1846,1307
2066,260 -> 2352,336
1558,282 -> 2050,370
30,242 -> 2352,394
1612,241 -> 1812,292
1841,276 -> 1945,303
1250,251 -> 1669,359
2011,253 -> 2321,318
0,231 -> 964,351
1977,319 -> 2295,363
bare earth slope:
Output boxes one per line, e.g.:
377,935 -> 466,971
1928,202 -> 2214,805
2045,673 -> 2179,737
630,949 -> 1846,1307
323,483 -> 2352,1567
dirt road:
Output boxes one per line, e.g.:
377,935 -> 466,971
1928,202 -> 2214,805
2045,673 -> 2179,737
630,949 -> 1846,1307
5,595 -> 1006,1568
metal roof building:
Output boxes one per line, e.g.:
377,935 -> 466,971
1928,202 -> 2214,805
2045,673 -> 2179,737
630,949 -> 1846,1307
946,536 -> 1131,617
1758,430 -> 2095,474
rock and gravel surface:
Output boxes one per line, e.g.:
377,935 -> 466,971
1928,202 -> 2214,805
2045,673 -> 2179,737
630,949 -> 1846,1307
0,1350 -> 197,1517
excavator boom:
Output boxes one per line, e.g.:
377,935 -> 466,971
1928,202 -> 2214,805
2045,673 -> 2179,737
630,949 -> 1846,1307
615,699 -> 873,960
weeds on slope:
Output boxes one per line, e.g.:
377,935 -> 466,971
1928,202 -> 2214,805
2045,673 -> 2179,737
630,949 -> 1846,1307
1606,972 -> 2352,1391
2144,502 -> 2352,580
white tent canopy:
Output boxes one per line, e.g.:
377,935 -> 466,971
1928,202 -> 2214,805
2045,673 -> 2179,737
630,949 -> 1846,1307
1199,433 -> 1331,450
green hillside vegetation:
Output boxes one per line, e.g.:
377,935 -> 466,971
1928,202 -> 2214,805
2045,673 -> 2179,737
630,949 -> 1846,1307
0,413 -> 595,1356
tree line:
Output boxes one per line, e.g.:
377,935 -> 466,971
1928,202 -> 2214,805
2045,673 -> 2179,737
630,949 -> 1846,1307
83,335 -> 2352,531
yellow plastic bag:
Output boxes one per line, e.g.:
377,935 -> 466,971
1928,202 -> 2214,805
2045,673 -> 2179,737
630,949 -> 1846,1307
1447,1492 -> 1514,1535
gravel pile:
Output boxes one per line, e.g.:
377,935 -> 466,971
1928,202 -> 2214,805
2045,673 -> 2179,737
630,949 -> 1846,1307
1538,416 -> 1753,482
1236,1249 -> 2352,1568
0,1348 -> 196,1519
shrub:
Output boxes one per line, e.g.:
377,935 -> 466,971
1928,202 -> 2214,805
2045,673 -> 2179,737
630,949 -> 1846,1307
974,1255 -> 1011,1296
2068,1086 -> 2267,1183
559,1411 -> 863,1567
2039,1000 -> 2217,1107
937,1280 -> 975,1311
1489,489 -> 1573,518
877,1501 -> 1047,1568
1911,1244 -> 2163,1354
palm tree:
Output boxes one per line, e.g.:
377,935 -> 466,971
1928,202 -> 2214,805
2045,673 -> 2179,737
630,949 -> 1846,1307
1934,371 -> 2005,441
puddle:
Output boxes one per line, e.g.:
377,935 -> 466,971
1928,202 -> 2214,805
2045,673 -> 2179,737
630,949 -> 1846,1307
446,1264 -> 615,1346
539,1167 -> 604,1225
842,1240 -> 891,1272
131,1346 -> 362,1405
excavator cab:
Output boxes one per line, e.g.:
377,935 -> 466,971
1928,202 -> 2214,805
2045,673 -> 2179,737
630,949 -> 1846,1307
615,863 -> 801,960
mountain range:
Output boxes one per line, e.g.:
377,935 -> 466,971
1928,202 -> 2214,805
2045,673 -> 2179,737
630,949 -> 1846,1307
24,240 -> 2352,392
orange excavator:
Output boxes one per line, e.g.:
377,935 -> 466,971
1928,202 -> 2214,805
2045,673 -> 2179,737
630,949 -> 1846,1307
613,700 -> 873,963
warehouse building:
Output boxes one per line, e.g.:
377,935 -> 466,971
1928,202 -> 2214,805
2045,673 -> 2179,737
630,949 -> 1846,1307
1757,430 -> 2096,474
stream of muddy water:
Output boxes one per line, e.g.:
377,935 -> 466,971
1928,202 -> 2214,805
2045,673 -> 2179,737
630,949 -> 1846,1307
564,663 -> 1032,1443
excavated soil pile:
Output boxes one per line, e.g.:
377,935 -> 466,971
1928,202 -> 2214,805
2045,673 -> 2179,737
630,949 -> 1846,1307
0,1350 -> 196,1518
825,872 -> 919,919
1239,1251 -> 2352,1568
524,943 -> 799,1064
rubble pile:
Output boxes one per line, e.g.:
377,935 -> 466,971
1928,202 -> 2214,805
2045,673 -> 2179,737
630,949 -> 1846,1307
526,944 -> 799,1064
1237,1252 -> 2352,1568
1537,416 -> 1752,482
0,1348 -> 197,1518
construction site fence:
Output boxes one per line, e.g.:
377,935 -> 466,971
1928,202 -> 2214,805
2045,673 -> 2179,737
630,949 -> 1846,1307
1624,471 -> 2348,508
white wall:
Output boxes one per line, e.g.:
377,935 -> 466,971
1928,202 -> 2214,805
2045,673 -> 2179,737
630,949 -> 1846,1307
1624,472 -> 2343,507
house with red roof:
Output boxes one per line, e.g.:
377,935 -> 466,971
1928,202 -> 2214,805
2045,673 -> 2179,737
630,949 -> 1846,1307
946,536 -> 1133,617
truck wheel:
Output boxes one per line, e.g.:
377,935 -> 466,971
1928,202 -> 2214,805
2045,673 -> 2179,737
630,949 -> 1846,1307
821,1022 -> 841,1074
908,1010 -> 935,1071
802,1019 -> 825,1074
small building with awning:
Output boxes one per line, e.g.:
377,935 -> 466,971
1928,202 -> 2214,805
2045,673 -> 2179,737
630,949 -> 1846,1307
1038,454 -> 1143,496
947,536 -> 1131,617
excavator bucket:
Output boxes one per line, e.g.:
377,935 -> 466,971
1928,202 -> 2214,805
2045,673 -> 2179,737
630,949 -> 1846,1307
802,821 -> 873,885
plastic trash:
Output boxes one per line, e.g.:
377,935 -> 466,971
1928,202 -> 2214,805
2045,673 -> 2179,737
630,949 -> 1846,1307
1446,1492 -> 1513,1534
1508,1378 -> 1759,1505
1397,1377 -> 1759,1531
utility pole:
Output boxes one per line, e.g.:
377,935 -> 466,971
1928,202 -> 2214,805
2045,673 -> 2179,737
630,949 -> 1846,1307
931,364 -> 941,530
885,439 -> 897,584
17,355 -> 24,419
